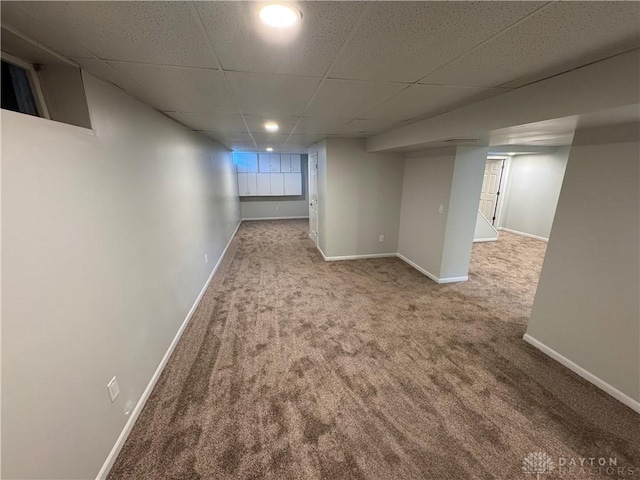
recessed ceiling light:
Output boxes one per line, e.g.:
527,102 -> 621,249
259,4 -> 301,28
266,147 -> 274,152
264,121 -> 279,132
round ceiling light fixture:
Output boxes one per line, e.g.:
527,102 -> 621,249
266,147 -> 274,152
259,4 -> 301,28
264,121 -> 279,132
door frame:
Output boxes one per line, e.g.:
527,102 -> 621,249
487,155 -> 510,228
308,152 -> 319,245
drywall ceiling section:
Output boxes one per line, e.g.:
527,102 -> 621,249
2,1 -> 639,152
367,50 -> 640,153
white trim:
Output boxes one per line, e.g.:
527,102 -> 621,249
241,216 -> 309,221
396,253 -> 440,283
396,253 -> 469,284
498,227 -> 548,242
523,334 -> 640,414
438,275 -> 469,283
1,50 -> 50,119
96,221 -> 242,480
474,237 -> 499,243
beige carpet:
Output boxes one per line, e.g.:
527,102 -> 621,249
108,219 -> 639,479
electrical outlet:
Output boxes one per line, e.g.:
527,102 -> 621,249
379,234 -> 385,242
124,400 -> 135,416
205,254 -> 208,264
275,206 -> 279,211
438,205 -> 444,214
107,376 -> 120,402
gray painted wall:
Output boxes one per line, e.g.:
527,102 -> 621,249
500,147 -> 570,239
398,146 -> 487,281
398,148 -> 456,277
323,138 -> 404,258
1,73 -> 241,479
526,127 -> 639,403
440,147 -> 488,279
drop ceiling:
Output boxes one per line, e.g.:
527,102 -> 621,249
1,1 -> 639,152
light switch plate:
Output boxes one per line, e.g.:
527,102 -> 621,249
107,376 -> 120,402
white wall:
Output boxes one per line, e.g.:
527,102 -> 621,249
525,125 -> 639,407
1,73 -> 241,479
398,146 -> 486,281
322,138 -> 404,258
500,147 -> 570,239
398,148 -> 456,277
440,147 -> 488,279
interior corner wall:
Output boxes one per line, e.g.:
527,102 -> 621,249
440,146 -> 488,279
323,137 -> 404,258
499,146 -> 570,239
398,148 -> 457,278
1,72 -> 241,480
526,129 -> 640,404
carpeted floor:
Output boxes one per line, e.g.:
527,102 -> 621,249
108,219 -> 640,480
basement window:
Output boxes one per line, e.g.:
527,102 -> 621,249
1,53 -> 48,118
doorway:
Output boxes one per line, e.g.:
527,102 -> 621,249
308,152 -> 319,245
479,158 -> 505,225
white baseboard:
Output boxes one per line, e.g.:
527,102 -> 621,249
523,334 -> 640,414
438,275 -> 469,283
473,237 -> 499,243
96,221 -> 242,480
395,253 -> 440,283
242,216 -> 309,221
396,253 -> 468,284
498,227 -> 548,242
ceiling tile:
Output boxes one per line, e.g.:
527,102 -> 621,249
329,1 -> 545,83
165,112 -> 247,132
108,62 -> 238,113
195,2 -> 365,77
250,132 -> 290,146
226,71 -> 321,116
306,79 -> 407,118
285,133 -> 327,149
243,115 -> 300,135
345,119 -> 406,136
294,117 -> 355,135
71,58 -> 142,93
359,85 -> 503,122
2,1 -> 216,68
422,2 -> 640,88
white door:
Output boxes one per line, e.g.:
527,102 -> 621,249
479,159 -> 503,224
308,152 -> 319,245
237,173 -> 249,196
257,173 -> 271,195
283,173 -> 302,195
289,154 -> 301,172
245,153 -> 258,172
280,154 -> 291,172
246,173 -> 258,196
270,173 -> 284,195
258,154 -> 271,173
269,154 -> 281,172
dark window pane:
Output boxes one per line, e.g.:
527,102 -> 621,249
1,60 -> 39,116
